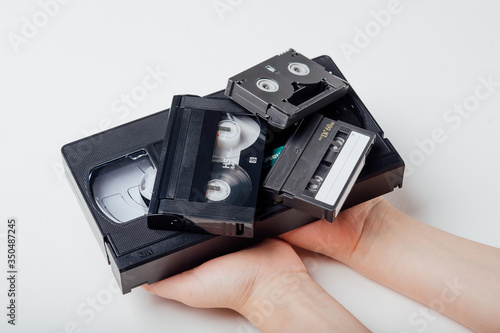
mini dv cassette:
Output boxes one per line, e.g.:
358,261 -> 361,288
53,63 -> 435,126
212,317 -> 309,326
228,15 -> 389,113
263,113 -> 376,221
225,49 -> 349,130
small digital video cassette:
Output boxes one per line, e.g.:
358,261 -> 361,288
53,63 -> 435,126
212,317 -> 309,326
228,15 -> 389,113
263,113 -> 376,221
225,49 -> 349,129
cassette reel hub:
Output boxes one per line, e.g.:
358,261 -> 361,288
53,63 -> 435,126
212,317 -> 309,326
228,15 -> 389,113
206,179 -> 231,201
256,78 -> 279,92
288,62 -> 310,76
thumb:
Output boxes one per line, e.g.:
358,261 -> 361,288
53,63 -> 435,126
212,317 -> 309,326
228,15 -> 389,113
142,266 -> 210,307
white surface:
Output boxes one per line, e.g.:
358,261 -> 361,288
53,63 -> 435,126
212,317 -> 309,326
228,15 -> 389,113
1,1 -> 499,332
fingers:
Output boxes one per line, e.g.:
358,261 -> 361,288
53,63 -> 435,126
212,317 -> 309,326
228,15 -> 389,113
142,266 -> 205,305
142,238 -> 305,310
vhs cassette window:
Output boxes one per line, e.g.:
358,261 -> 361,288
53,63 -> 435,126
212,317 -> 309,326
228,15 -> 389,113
90,150 -> 156,223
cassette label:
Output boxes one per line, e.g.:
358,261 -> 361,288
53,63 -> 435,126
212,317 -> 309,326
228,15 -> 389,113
315,131 -> 372,205
225,49 -> 349,129
148,95 -> 267,237
263,113 -> 376,221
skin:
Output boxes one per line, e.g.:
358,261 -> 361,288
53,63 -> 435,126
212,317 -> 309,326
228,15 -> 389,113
144,197 -> 500,332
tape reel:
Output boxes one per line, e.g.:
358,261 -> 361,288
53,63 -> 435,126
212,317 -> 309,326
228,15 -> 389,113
213,113 -> 260,165
207,113 -> 257,205
206,163 -> 252,205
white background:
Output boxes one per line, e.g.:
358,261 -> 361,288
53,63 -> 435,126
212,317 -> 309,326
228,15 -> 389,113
1,0 -> 500,332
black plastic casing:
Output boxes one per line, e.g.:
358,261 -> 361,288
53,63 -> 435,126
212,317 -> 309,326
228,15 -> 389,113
62,55 -> 405,294
226,49 -> 349,130
147,95 -> 267,238
264,115 -> 376,221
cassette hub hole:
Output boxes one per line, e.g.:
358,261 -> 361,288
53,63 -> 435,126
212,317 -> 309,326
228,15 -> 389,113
206,179 -> 231,201
288,62 -> 310,76
256,78 -> 279,92
217,120 -> 241,150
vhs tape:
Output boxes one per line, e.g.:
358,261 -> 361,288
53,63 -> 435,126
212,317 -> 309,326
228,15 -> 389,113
62,108 -> 259,295
147,95 -> 266,238
225,49 -> 349,130
62,54 -> 405,294
263,114 -> 375,221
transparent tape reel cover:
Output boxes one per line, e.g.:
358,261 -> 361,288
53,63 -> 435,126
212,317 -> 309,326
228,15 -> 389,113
90,151 -> 156,223
206,112 -> 260,205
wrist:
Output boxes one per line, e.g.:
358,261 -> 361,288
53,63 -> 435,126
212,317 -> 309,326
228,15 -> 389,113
236,271 -> 311,330
338,197 -> 396,268
237,271 -> 368,332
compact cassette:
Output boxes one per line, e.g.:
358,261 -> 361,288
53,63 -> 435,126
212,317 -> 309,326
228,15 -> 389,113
62,54 -> 405,294
147,95 -> 266,238
225,49 -> 349,130
264,114 -> 376,221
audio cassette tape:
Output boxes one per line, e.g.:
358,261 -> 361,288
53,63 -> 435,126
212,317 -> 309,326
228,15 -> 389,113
225,49 -> 349,129
147,95 -> 266,238
263,114 -> 376,221
62,53 -> 405,294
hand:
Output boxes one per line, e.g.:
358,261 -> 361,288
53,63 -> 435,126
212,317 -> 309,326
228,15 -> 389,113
280,196 -> 391,267
142,238 -> 307,312
282,197 -> 500,332
143,238 -> 369,332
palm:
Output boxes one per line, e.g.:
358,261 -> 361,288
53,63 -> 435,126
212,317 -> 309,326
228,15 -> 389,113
280,197 -> 387,263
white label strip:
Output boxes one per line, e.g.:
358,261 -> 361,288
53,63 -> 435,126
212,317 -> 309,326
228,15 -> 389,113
315,131 -> 371,205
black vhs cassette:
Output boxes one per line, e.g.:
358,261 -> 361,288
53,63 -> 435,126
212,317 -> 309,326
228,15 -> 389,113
263,114 -> 376,221
62,107 -> 261,295
225,49 -> 349,129
62,54 -> 405,294
147,95 -> 266,238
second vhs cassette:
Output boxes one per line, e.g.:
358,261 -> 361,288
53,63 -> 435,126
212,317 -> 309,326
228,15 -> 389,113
147,95 -> 267,238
